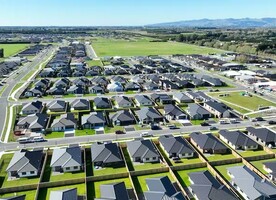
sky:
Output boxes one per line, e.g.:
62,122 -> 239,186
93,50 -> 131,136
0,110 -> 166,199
0,0 -> 276,26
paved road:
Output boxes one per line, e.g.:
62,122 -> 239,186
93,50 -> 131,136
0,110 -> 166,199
85,43 -> 98,59
0,47 -> 55,140
0,118 -> 271,152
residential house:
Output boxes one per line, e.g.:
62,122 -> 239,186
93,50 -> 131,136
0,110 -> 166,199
159,135 -> 195,159
263,161 -> 276,181
67,85 -> 85,94
70,99 -> 90,111
95,182 -> 129,200
219,130 -> 258,151
107,82 -> 124,92
114,96 -> 133,108
203,101 -> 231,118
127,139 -> 159,163
173,93 -> 193,104
17,113 -> 48,132
164,104 -> 187,120
94,97 -> 111,109
47,100 -> 67,112
190,132 -> 229,154
89,85 -> 105,94
54,78 -> 71,89
49,188 -> 78,200
228,166 -> 276,200
144,176 -> 185,200
50,146 -> 82,172
189,170 -> 237,200
136,107 -> 164,124
91,142 -> 123,167
51,113 -> 77,132
124,82 -> 141,91
25,86 -> 45,97
246,127 -> 276,148
21,101 -> 43,115
134,95 -> 153,106
143,82 -> 160,91
186,103 -> 212,120
81,112 -> 106,129
151,93 -> 173,105
47,86 -> 65,96
6,149 -> 43,178
110,110 -> 136,126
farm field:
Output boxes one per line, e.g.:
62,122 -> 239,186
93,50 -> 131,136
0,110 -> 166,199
0,44 -> 30,57
208,91 -> 276,111
92,38 -> 224,57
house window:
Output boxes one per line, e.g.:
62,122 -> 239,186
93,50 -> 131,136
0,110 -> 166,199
145,158 -> 149,161
22,172 -> 27,175
65,167 -> 70,170
152,157 -> 156,160
74,166 -> 78,169
30,171 -> 35,174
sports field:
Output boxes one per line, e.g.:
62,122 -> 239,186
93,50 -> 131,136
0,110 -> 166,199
0,44 -> 30,57
91,38 -> 223,57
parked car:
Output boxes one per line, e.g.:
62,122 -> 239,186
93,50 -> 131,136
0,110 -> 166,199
151,125 -> 161,130
268,120 -> 276,125
201,122 -> 210,126
115,130 -> 125,134
140,132 -> 152,137
17,137 -> 32,144
168,125 -> 178,130
255,117 -> 265,121
32,136 -> 45,142
209,126 -> 218,131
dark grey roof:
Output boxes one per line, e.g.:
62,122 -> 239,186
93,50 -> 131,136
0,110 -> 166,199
48,100 -> 66,110
189,170 -> 237,200
17,113 -> 48,129
204,101 -> 228,113
134,95 -> 153,105
159,135 -> 194,155
136,107 -> 163,121
91,143 -> 123,164
6,149 -> 43,173
70,99 -> 90,109
173,93 -> 193,102
151,93 -> 172,101
219,130 -> 258,147
82,112 -> 106,125
49,188 -> 78,200
164,104 -> 186,117
98,182 -> 129,200
114,96 -> 132,106
144,176 -> 185,200
22,101 -> 43,112
50,146 -> 82,168
187,103 -> 211,116
52,113 -> 77,128
127,139 -> 159,159
264,161 -> 276,174
110,110 -> 135,123
94,97 -> 111,108
246,127 -> 276,143
228,166 -> 276,199
190,132 -> 228,151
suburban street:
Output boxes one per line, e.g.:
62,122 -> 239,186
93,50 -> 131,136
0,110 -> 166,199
0,117 -> 274,152
0,47 -> 55,141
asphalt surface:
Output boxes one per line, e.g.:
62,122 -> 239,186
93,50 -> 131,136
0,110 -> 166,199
0,118 -> 272,152
0,47 -> 55,141
86,43 -> 98,59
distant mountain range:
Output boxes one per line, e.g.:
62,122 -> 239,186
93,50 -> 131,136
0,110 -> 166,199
147,18 -> 276,28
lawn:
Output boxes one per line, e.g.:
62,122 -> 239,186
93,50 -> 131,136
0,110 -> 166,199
92,38 -> 223,57
206,153 -> 236,162
208,91 -> 276,111
104,126 -> 124,134
9,82 -> 24,98
93,164 -> 128,176
133,172 -> 174,194
0,44 -> 30,57
133,161 -> 165,171
86,59 -> 103,66
190,119 -> 205,125
44,131 -> 64,139
37,183 -> 86,200
133,124 -> 150,131
93,177 -> 132,198
75,129 -> 96,136
250,158 -> 276,175
239,150 -> 268,157
0,154 -> 40,188
175,167 -> 208,187
221,101 -> 251,114
214,162 -> 243,181
0,190 -> 37,200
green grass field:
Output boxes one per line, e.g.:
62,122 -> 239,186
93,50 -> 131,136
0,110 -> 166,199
86,59 -> 103,66
208,91 -> 276,111
93,164 -> 128,176
0,190 -> 37,200
239,150 -> 268,157
175,167 -> 208,187
0,44 -> 30,57
250,158 -> 276,174
92,38 -> 223,57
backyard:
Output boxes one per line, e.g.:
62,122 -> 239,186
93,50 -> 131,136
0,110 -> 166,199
175,167 -> 208,187
214,162 -> 244,181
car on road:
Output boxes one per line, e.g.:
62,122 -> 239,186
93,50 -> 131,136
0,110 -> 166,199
17,137 -> 32,144
268,120 -> 276,125
32,136 -> 45,142
168,125 -> 178,130
151,125 -> 161,130
140,132 -> 153,137
255,117 -> 265,121
209,126 -> 218,131
115,130 -> 125,134
201,122 -> 210,126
